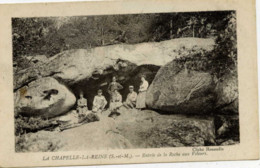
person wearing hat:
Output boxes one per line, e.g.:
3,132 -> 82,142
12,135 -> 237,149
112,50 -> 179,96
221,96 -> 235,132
92,89 -> 107,113
136,75 -> 149,110
76,92 -> 88,115
123,85 -> 137,109
107,76 -> 123,107
107,76 -> 123,93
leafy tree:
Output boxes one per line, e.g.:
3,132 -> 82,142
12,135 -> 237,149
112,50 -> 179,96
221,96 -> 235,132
12,18 -> 55,57
212,11 -> 237,77
187,16 -> 199,37
173,11 -> 237,79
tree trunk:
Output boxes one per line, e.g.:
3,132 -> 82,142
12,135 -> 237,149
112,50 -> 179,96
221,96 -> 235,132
170,19 -> 173,38
192,25 -> 195,37
101,27 -> 105,45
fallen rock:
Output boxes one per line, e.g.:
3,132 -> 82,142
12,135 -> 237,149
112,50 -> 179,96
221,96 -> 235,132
14,77 -> 76,118
146,60 -> 215,114
215,71 -> 238,114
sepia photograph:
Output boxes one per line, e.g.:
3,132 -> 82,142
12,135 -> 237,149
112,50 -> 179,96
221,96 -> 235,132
0,0 -> 259,167
12,11 -> 239,152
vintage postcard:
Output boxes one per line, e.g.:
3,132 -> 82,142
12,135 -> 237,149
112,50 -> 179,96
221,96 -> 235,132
0,0 -> 259,167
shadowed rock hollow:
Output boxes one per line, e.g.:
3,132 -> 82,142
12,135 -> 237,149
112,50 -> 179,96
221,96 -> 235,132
69,64 -> 160,109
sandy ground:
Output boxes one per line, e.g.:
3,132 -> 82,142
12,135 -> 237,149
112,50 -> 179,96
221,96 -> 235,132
58,108 -> 134,151
54,107 -> 215,151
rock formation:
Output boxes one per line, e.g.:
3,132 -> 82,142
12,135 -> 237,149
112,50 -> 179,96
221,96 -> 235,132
14,77 -> 76,118
146,60 -> 215,114
13,37 -> 239,152
14,38 -> 215,90
215,70 -> 238,114
14,38 -> 215,116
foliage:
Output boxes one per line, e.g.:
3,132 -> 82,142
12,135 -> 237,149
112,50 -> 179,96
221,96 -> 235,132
12,11 -> 234,58
12,14 -> 158,57
12,18 -> 56,57
173,11 -> 237,79
212,12 -> 237,77
15,114 -> 58,136
14,113 -> 61,152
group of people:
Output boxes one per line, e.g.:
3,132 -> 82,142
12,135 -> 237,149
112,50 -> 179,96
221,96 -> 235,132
76,75 -> 149,115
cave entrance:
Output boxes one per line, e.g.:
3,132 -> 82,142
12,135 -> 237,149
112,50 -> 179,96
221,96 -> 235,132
69,64 -> 160,110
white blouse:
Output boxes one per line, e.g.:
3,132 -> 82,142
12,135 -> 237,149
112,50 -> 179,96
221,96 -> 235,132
139,80 -> 149,92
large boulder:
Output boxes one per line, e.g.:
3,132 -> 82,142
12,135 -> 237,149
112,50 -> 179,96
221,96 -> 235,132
14,77 -> 76,118
215,71 -> 238,114
14,38 -> 215,90
109,108 -> 216,147
146,60 -> 215,114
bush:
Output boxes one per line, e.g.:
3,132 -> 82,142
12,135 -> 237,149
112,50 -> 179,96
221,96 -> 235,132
15,115 -> 58,136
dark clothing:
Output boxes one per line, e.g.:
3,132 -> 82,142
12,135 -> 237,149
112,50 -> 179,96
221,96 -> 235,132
107,82 -> 123,94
